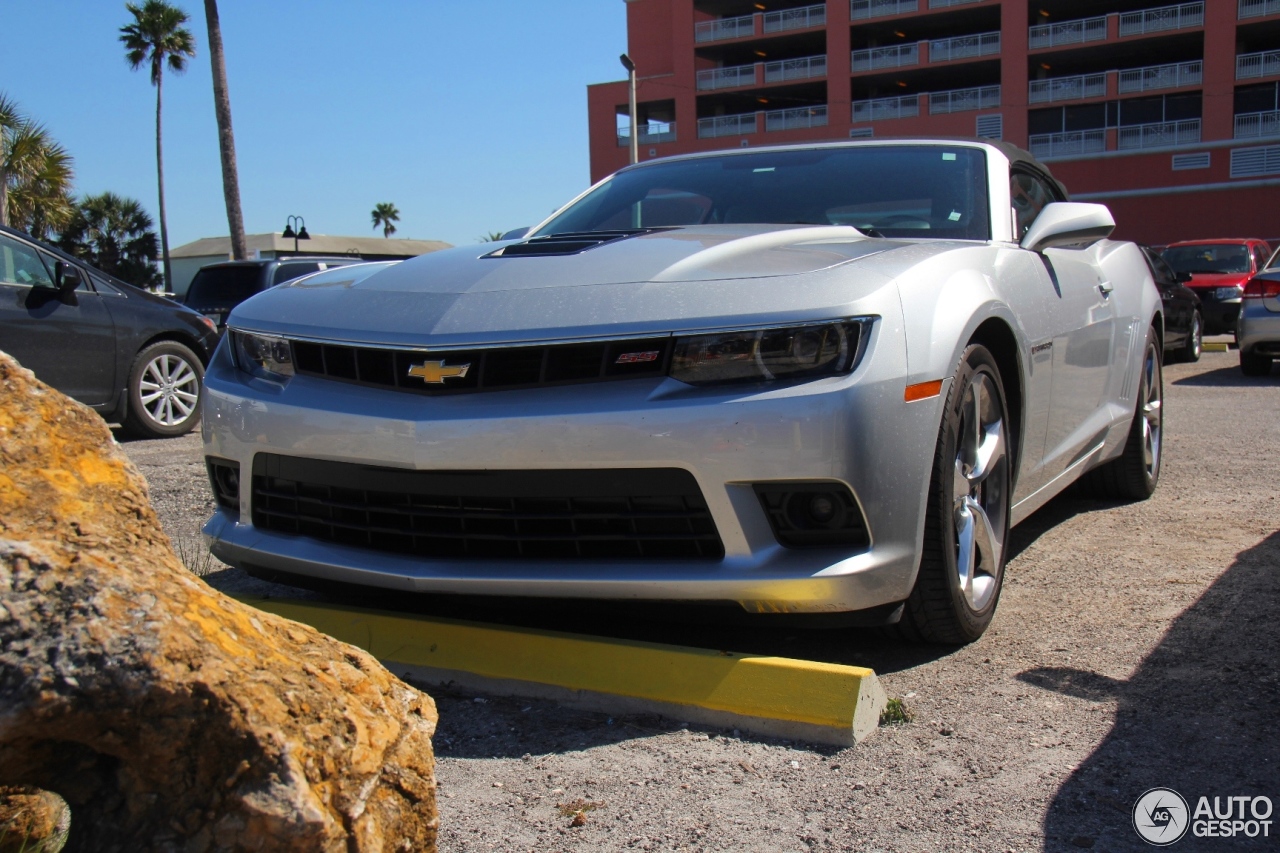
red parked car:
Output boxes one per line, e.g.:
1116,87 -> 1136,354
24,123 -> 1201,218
1160,239 -> 1273,336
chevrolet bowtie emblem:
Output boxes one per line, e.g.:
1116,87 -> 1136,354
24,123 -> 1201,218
407,359 -> 471,384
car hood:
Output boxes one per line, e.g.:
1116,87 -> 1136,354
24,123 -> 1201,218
1185,272 -> 1251,290
229,225 -> 925,346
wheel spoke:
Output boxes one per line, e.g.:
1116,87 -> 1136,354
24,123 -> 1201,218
170,362 -> 195,387
140,390 -> 164,405
958,494 -> 1001,609
171,396 -> 194,418
969,419 -> 1005,486
954,501 -> 976,595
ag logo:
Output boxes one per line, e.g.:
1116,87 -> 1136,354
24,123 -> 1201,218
1133,787 -> 1190,846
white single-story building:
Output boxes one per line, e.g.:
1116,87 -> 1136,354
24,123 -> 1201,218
168,233 -> 453,297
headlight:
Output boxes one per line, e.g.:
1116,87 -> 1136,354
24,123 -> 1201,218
670,319 -> 872,386
1216,286 -> 1243,300
231,330 -> 294,382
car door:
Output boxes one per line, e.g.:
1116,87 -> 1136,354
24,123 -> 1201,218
1011,171 -> 1115,487
0,234 -> 118,405
1143,247 -> 1191,349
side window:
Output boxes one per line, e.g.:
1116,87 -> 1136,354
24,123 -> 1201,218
0,234 -> 54,287
273,262 -> 320,285
1010,171 -> 1059,241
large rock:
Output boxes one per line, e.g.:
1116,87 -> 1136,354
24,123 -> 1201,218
0,352 -> 438,852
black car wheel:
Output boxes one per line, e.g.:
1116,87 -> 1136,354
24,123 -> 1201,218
1083,327 -> 1162,500
1240,350 -> 1272,377
897,344 -> 1011,645
122,341 -> 204,439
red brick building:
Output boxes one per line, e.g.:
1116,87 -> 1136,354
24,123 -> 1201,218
587,0 -> 1280,244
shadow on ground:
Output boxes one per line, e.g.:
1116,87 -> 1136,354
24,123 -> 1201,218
1171,365 -> 1274,387
1037,530 -> 1280,851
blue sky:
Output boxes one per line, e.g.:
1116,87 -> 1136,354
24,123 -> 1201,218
1,1 -> 628,249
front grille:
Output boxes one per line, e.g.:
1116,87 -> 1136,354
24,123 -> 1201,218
292,336 -> 671,395
251,454 -> 724,561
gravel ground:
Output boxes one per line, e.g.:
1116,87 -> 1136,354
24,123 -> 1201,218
120,347 -> 1280,852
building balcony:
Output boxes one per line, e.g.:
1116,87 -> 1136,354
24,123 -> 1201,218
929,31 -> 1000,63
851,0 -> 918,21
851,94 -> 920,122
1028,15 -> 1107,49
929,84 -> 1000,114
697,54 -> 827,91
1238,50 -> 1280,80
1118,2 -> 1204,37
928,0 -> 985,7
616,123 -> 677,147
1028,129 -> 1107,159
1117,118 -> 1201,150
1029,73 -> 1107,104
697,113 -> 758,138
1239,0 -> 1280,18
764,3 -> 826,34
852,43 -> 920,72
695,13 -> 754,43
697,63 -> 758,91
764,105 -> 829,131
1117,60 -> 1203,94
1235,110 -> 1280,140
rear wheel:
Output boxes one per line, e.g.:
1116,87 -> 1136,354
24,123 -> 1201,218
897,344 -> 1011,645
1240,350 -> 1272,377
122,341 -> 204,439
1083,328 -> 1162,500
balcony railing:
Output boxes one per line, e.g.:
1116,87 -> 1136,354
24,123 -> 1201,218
1118,2 -> 1204,36
697,64 -> 757,91
1117,118 -> 1201,150
929,31 -> 1000,63
616,123 -> 677,146
1028,129 -> 1107,159
1235,110 -> 1280,139
852,43 -> 920,72
764,3 -> 825,33
851,94 -> 920,122
765,106 -> 829,131
764,55 -> 827,83
1238,50 -> 1280,80
929,0 -> 984,6
697,113 -> 758,139
1028,15 -> 1107,49
695,14 -> 754,43
1239,0 -> 1280,17
929,84 -> 1001,114
1117,60 -> 1203,93
850,0 -> 918,20
1029,73 -> 1107,104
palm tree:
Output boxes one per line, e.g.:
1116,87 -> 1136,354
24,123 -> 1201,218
203,0 -> 246,260
57,192 -> 161,289
121,0 -> 196,293
1,94 -> 75,237
371,202 -> 400,238
479,230 -> 506,242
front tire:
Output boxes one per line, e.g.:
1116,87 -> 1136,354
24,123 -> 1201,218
1178,311 -> 1202,363
898,344 -> 1012,645
122,341 -> 204,439
1083,327 -> 1162,500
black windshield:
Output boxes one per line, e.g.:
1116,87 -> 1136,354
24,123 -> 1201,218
184,266 -> 263,310
534,145 -> 991,241
1161,244 -> 1251,275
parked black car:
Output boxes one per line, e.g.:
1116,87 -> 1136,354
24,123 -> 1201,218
0,224 -> 219,438
1140,245 -> 1202,363
184,257 -> 364,332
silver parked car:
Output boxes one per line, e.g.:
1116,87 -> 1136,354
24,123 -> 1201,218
1237,251 -> 1280,376
201,140 -> 1162,644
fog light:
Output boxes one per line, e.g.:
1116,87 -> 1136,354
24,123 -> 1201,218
753,483 -> 869,549
808,493 -> 837,524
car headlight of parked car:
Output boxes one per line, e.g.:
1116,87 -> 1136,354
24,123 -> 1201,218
670,318 -> 872,386
231,330 -> 295,383
1216,285 -> 1244,300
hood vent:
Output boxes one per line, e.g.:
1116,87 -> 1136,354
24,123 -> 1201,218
485,228 -> 671,258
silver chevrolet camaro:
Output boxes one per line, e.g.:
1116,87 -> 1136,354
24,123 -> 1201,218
201,139 -> 1163,644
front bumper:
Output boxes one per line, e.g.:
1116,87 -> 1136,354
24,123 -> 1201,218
200,322 -> 941,614
1193,291 -> 1242,336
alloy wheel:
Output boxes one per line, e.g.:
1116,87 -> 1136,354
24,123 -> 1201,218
139,353 -> 200,426
1139,345 -> 1162,481
952,372 -> 1009,612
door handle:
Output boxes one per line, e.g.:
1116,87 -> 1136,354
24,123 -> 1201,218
1098,281 -> 1113,298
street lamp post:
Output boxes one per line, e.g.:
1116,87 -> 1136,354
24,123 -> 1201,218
281,215 -> 310,255
620,53 -> 638,165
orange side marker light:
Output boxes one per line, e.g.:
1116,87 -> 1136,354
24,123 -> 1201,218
904,379 -> 943,402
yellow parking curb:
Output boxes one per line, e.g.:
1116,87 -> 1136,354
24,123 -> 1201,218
1202,342 -> 1229,352
235,595 -> 887,746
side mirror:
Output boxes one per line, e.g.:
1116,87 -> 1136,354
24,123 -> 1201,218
53,260 -> 83,294
1175,271 -> 1192,283
500,227 -> 530,241
1019,202 -> 1116,253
